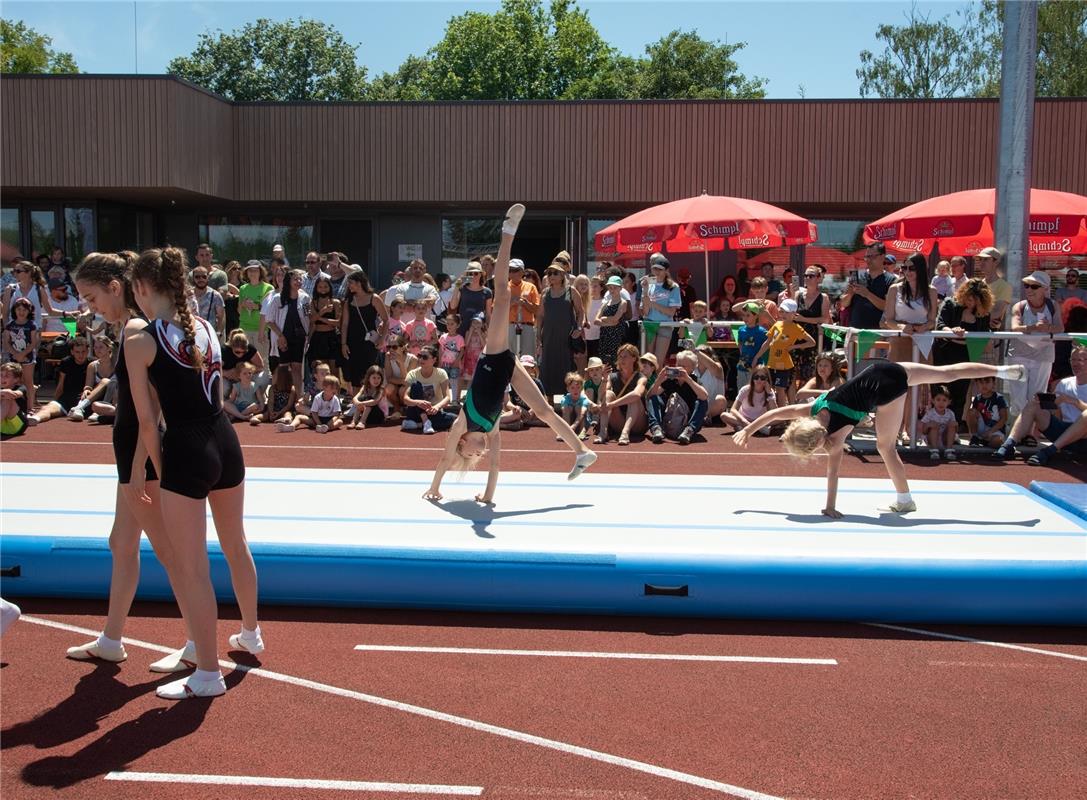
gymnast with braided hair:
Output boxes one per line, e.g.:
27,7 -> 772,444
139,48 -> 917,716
733,359 -> 1027,517
126,246 -> 261,700
425,204 -> 597,504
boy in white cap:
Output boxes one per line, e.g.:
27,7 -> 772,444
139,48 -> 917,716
752,297 -> 816,406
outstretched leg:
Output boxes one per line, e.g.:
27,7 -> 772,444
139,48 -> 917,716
509,362 -> 596,479
484,204 -> 525,356
900,361 -> 1023,387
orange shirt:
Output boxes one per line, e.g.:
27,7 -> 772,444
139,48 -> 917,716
508,280 -> 540,325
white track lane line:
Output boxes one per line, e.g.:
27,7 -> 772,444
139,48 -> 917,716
3,439 -> 792,457
354,645 -> 837,665
22,615 -> 784,800
865,623 -> 1087,662
105,771 -> 482,795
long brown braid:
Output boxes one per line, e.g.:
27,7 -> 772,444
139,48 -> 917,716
75,252 -> 139,314
133,247 -> 205,372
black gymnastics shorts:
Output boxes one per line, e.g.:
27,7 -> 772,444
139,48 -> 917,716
113,423 -> 157,484
160,412 -> 245,500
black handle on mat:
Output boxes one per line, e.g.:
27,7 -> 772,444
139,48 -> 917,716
644,583 -> 688,597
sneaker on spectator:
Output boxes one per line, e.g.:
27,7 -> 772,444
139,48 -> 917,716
991,442 -> 1015,460
968,435 -> 985,447
87,413 -> 100,423
422,419 -> 435,435
944,448 -> 957,461
649,424 -> 664,444
401,419 -> 420,431
929,448 -> 940,461
315,424 -> 329,433
276,422 -> 295,433
1027,445 -> 1057,466
677,426 -> 694,446
67,409 -> 84,422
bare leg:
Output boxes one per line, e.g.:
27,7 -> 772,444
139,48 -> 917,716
874,395 -> 910,495
483,204 -> 524,355
158,489 -> 219,672
208,482 -> 258,631
100,485 -> 144,641
900,362 -> 1004,386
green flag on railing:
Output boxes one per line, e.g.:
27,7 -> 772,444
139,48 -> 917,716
683,323 -> 707,346
642,321 -> 660,340
824,327 -> 844,343
854,330 -> 882,362
1075,336 -> 1087,348
965,335 -> 991,362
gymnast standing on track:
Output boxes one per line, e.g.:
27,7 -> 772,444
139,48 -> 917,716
127,247 -> 262,700
733,359 -> 1026,517
65,252 -> 195,670
424,204 -> 597,504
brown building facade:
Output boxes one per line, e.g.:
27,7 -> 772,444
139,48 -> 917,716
3,75 -> 1086,285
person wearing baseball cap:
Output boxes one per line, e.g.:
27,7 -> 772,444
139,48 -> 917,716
507,257 -> 539,357
751,295 -> 815,407
238,259 -> 275,365
1003,269 -> 1064,427
596,274 -> 628,368
975,246 -> 1011,328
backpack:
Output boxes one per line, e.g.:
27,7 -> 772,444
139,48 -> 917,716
662,392 -> 690,440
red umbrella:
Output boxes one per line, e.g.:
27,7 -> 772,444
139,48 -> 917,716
594,194 -> 816,297
865,188 -> 1087,255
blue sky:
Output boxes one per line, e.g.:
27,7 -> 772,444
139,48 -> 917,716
6,0 -> 976,98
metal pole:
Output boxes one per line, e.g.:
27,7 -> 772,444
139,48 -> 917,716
994,0 -> 1038,304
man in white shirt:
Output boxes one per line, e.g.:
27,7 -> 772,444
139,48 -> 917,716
300,251 -> 328,297
385,258 -> 439,315
44,279 -> 81,333
191,265 -> 226,338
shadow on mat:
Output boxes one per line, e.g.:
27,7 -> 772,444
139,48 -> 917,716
429,499 -> 593,538
734,509 -> 1042,528
19,669 -> 248,788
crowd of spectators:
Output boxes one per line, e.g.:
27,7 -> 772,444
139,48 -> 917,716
2,242 -> 1085,467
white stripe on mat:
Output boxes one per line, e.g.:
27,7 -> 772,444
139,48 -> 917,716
105,771 -> 482,794
354,645 -> 836,665
23,615 -> 783,800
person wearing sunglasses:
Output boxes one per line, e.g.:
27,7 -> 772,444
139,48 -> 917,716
1055,269 -> 1087,305
1005,270 -> 1064,424
720,366 -> 777,434
734,358 -> 1028,517
424,205 -> 596,504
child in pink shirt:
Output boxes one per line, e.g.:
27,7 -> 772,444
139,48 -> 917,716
403,300 -> 438,356
438,312 -> 465,404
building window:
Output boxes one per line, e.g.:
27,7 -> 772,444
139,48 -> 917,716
811,219 -> 865,253
198,216 -> 315,268
64,206 -> 96,263
29,209 -> 57,261
441,217 -> 502,274
98,206 -> 153,254
1,208 -> 21,263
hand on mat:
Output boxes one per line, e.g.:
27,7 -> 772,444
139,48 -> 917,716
422,488 -> 443,501
732,428 -> 751,448
822,507 -> 843,519
475,493 -> 494,505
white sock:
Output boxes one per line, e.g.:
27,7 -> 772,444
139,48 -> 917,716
98,633 -> 123,649
194,668 -> 222,683
897,492 -> 913,504
994,365 -> 1021,379
241,626 -> 259,639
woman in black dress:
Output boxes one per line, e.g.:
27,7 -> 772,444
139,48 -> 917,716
536,266 -> 584,396
734,359 -> 1026,518
794,265 -> 830,382
594,275 -> 628,368
340,270 -> 388,396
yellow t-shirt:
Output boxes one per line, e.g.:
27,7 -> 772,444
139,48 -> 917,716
766,320 -> 806,371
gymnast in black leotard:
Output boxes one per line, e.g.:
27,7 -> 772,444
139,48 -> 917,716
734,357 -> 1026,517
424,204 -> 596,504
128,246 -> 262,700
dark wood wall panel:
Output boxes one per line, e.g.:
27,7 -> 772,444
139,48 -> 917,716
3,77 -> 1085,209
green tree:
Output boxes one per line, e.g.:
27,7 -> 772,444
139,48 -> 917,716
974,0 -> 1087,97
857,5 -> 988,98
637,30 -> 766,99
168,18 -> 367,101
1,19 -> 78,74
367,55 -> 431,101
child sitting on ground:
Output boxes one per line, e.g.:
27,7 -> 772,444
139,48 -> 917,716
0,362 -> 29,440
348,365 -> 389,429
27,336 -> 91,426
438,312 -> 464,405
583,356 -> 606,439
720,366 -> 777,434
560,371 -> 591,439
250,365 -> 296,426
280,374 -> 343,433
797,351 -> 845,401
921,384 -> 959,461
383,336 -> 415,420
966,375 -> 1008,448
506,354 -> 547,428
225,362 -> 265,422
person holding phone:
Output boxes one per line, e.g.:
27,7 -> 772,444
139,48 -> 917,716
645,350 -> 708,445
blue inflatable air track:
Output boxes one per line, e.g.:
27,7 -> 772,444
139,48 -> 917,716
1029,481 -> 1087,521
2,466 -> 1086,625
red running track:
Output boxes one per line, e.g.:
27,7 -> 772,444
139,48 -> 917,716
2,601 -> 1086,799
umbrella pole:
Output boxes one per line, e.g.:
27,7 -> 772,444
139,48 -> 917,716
704,249 -> 710,306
